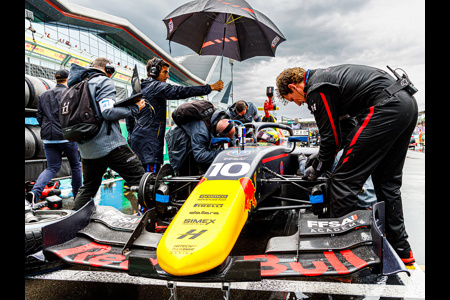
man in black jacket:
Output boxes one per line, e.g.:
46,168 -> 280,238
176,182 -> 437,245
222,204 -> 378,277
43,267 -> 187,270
166,109 -> 234,175
126,58 -> 224,173
276,64 -> 418,265
26,69 -> 82,203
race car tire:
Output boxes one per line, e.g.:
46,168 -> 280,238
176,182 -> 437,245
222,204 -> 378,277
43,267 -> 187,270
138,172 -> 157,209
25,227 -> 67,276
25,253 -> 66,276
25,228 -> 43,257
25,209 -> 75,231
25,210 -> 75,276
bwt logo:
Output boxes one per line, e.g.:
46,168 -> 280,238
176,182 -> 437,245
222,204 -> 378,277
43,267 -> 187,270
168,19 -> 174,33
271,36 -> 280,48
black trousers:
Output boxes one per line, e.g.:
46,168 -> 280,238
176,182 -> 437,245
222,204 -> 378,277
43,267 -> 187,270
72,145 -> 145,210
329,90 -> 418,250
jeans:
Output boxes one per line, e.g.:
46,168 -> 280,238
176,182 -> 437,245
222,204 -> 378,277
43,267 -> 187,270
72,145 -> 145,210
31,142 -> 82,198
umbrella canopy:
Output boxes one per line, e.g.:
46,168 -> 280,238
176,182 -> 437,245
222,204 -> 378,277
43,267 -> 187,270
163,0 -> 286,62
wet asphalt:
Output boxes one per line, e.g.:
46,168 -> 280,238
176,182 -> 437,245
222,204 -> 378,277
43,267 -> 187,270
24,149 -> 425,299
401,149 -> 425,266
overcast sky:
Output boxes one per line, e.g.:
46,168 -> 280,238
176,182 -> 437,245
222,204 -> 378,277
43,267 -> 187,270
67,0 -> 425,120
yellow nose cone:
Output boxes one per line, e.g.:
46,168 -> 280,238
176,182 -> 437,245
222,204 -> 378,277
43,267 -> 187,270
156,178 -> 255,276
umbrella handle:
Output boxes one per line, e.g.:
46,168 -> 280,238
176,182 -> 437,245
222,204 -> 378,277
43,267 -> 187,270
219,56 -> 223,81
219,24 -> 227,81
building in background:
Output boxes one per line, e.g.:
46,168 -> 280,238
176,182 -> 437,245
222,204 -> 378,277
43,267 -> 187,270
25,0 -> 219,179
25,0 -> 218,118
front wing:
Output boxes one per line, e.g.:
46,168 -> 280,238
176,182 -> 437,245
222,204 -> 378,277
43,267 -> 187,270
44,202 -> 409,282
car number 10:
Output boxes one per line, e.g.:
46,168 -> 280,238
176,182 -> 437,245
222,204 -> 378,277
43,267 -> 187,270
208,162 -> 251,177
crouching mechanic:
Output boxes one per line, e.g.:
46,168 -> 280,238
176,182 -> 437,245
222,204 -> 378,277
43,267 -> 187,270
69,57 -> 146,210
166,109 -> 235,176
276,64 -> 418,264
227,100 -> 261,123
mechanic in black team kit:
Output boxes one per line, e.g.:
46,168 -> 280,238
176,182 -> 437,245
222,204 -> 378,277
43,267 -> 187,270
276,64 -> 418,265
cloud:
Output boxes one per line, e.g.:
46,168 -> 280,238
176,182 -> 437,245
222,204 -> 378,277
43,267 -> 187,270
220,0 -> 425,118
66,0 -> 425,119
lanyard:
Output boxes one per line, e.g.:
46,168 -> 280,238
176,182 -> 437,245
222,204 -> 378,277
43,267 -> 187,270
303,69 -> 311,97
304,69 -> 311,85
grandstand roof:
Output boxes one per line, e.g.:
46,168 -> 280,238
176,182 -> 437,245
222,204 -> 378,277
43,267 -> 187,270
25,0 -> 209,86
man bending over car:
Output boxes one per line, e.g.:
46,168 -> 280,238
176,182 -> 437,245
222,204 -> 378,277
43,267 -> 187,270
276,64 -> 418,265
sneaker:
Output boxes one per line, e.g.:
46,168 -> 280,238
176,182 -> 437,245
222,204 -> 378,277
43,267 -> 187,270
396,248 -> 416,265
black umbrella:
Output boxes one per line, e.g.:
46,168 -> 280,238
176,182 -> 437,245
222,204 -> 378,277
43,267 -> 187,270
163,0 -> 286,79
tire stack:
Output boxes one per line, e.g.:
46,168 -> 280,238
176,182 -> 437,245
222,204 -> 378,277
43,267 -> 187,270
25,75 -> 56,109
25,125 -> 46,159
26,75 -> 57,275
25,75 -> 56,160
25,207 -> 74,275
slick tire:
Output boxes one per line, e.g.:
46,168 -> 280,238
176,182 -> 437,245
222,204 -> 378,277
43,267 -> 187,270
25,210 -> 75,276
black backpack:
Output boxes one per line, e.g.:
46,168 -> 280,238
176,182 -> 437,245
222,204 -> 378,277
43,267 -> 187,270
59,73 -> 103,142
172,100 -> 215,131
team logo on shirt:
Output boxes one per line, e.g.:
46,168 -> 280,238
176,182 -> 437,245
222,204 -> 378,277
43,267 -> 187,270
99,98 -> 115,112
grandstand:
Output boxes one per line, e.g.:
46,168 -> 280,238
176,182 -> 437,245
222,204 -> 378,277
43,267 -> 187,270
25,0 -> 219,179
25,0 -> 218,108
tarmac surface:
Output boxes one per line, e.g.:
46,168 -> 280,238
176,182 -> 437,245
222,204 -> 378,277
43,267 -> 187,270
400,149 -> 425,267
24,149 -> 425,299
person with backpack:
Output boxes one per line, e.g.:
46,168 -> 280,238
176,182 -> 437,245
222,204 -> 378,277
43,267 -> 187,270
126,57 -> 224,174
64,58 -> 146,211
165,102 -> 235,175
26,69 -> 82,204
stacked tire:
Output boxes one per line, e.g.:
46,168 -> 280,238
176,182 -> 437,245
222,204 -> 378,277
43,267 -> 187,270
25,75 -> 56,109
25,208 -> 75,276
25,125 -> 46,160
25,75 -> 56,160
25,74 -> 67,276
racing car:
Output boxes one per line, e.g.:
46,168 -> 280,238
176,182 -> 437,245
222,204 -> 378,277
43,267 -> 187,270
27,122 -> 409,282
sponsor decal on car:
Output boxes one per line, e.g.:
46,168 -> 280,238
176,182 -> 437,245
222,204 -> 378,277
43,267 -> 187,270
307,214 -> 359,233
51,240 -> 375,277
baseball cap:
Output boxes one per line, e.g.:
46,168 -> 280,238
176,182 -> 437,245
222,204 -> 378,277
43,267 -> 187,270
55,69 -> 69,79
